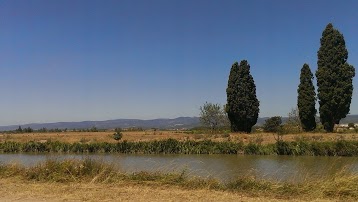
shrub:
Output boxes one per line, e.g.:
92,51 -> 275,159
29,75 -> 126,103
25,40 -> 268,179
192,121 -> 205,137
263,116 -> 282,133
348,123 -> 355,128
276,140 -> 293,155
113,132 -> 123,141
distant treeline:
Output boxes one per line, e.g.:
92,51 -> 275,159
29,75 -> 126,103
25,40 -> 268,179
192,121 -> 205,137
0,139 -> 358,156
0,126 -> 145,134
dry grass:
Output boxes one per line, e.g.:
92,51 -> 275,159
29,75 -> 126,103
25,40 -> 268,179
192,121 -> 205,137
0,159 -> 357,201
0,131 -> 185,143
0,178 -> 309,202
1,131 -> 358,145
230,132 -> 358,144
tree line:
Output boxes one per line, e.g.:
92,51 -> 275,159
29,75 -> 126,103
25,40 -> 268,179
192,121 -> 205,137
201,23 -> 355,133
1,126 -> 106,134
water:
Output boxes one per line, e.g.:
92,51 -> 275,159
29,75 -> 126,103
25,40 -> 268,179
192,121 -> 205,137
1,153 -> 357,182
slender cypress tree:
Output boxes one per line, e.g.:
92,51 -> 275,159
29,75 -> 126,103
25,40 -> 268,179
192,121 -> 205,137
297,64 -> 316,131
316,23 -> 355,132
226,60 -> 259,133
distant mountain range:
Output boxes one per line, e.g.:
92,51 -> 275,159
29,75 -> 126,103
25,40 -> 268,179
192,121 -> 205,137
1,115 -> 358,131
257,115 -> 358,126
0,117 -> 201,131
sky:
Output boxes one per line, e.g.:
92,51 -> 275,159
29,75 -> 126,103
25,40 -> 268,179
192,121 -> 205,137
0,0 -> 358,126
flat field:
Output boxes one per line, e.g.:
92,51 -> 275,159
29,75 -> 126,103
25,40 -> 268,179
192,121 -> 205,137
0,130 -> 357,144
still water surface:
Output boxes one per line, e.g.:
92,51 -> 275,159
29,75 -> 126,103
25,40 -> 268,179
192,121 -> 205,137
1,154 -> 357,182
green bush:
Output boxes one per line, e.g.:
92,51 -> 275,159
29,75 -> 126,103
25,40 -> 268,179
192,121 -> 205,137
113,132 -> 123,141
263,117 -> 282,133
276,140 -> 294,155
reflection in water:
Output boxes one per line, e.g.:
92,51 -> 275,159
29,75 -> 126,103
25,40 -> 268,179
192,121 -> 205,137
0,154 -> 357,183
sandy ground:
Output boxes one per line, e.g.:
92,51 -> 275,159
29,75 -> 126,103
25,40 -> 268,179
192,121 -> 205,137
0,178 -> 332,202
0,131 -> 357,144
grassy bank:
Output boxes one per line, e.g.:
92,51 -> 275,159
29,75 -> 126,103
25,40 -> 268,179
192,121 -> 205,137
0,159 -> 357,201
1,139 -> 358,156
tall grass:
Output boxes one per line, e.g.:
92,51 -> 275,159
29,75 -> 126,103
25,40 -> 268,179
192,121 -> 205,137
0,159 -> 357,200
0,139 -> 358,156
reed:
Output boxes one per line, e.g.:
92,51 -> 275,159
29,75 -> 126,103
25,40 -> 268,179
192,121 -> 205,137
0,139 -> 358,156
0,159 -> 357,200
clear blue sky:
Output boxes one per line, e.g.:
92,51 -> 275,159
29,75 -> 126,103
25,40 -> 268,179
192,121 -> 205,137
0,0 -> 357,126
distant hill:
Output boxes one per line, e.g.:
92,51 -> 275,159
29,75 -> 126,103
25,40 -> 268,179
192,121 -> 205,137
1,115 -> 358,131
256,115 -> 358,126
0,117 -> 200,131
339,115 -> 358,124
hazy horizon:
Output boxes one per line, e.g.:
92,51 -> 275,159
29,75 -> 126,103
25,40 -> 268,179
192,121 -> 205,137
1,0 -> 357,126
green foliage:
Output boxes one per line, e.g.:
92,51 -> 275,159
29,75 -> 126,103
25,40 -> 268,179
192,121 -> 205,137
263,116 -> 282,133
275,140 -> 293,155
281,108 -> 303,134
1,139 -> 358,156
113,128 -> 123,141
12,126 -> 34,133
38,128 -> 48,133
90,126 -> 99,132
23,127 -> 33,133
199,102 -> 229,132
48,128 -> 63,133
348,123 -> 355,128
313,123 -> 325,133
316,23 -> 355,132
226,60 -> 259,133
297,64 -> 316,131
113,132 -> 123,141
16,126 -> 22,133
0,139 -> 242,154
244,143 -> 275,155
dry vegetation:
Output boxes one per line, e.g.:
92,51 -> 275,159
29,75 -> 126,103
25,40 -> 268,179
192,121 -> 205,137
0,178 -> 302,202
0,131 -> 357,201
1,130 -> 358,144
0,131 -> 189,143
231,132 -> 358,144
0,159 -> 357,201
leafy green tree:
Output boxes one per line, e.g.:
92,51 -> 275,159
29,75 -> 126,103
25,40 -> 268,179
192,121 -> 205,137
199,102 -> 228,132
316,23 -> 355,132
263,116 -> 282,133
226,60 -> 259,133
297,64 -> 316,131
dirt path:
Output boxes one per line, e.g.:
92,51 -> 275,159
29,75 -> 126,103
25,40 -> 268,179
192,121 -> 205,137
0,178 -> 330,202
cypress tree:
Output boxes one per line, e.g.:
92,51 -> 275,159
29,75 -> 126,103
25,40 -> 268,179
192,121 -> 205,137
316,23 -> 355,132
297,64 -> 316,131
226,60 -> 259,133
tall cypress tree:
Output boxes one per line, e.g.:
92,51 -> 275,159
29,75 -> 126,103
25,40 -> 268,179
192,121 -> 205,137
297,64 -> 316,131
226,60 -> 259,133
316,23 -> 355,132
